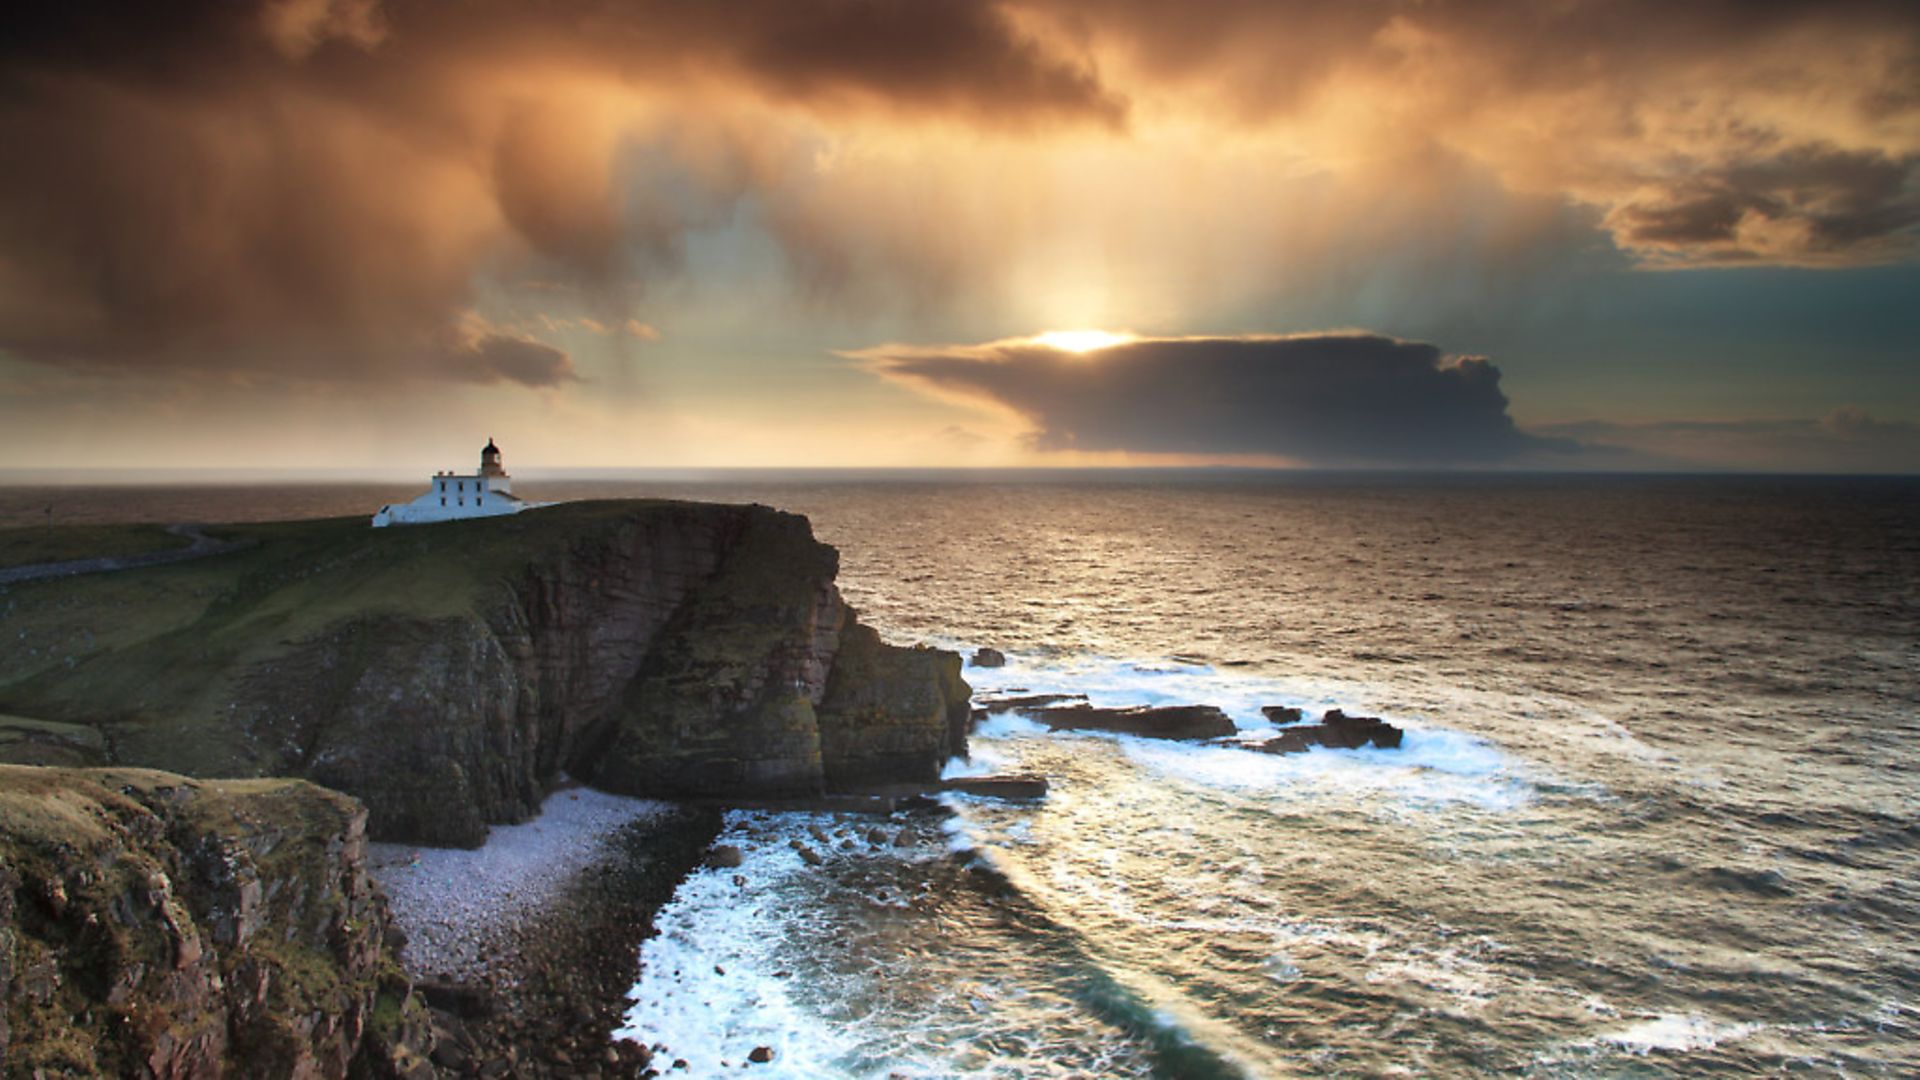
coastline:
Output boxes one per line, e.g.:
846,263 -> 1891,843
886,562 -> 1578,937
369,784 -> 723,1077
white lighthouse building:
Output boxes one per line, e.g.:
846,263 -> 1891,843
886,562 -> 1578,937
372,439 -> 538,527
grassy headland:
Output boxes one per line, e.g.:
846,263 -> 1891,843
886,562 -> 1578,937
0,522 -> 191,569
0,502 -> 691,775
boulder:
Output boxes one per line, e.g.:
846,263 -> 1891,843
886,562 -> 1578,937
1260,705 -> 1306,725
1031,704 -> 1236,741
970,648 -> 1007,668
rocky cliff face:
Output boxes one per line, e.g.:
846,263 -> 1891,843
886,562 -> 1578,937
0,502 -> 972,846
0,766 -> 432,1078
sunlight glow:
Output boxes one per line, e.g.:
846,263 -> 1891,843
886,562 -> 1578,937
1032,329 -> 1136,353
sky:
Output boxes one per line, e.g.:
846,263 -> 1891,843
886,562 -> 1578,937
0,0 -> 1916,473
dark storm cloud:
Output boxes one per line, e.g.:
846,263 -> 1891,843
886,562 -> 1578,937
0,0 -> 1122,123
872,334 -> 1571,465
0,0 -> 1120,386
1604,149 -> 1920,264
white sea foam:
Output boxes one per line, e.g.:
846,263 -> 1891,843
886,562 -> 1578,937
616,816 -> 854,1078
621,811 -> 1179,1078
962,649 -> 1534,810
1592,1013 -> 1761,1054
965,652 -> 1349,731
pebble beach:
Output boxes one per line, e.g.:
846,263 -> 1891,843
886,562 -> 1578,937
367,783 -> 675,983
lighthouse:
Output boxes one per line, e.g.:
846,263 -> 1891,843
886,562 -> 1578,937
371,439 -> 539,527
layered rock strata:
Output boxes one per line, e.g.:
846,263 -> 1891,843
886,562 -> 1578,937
0,766 -> 432,1078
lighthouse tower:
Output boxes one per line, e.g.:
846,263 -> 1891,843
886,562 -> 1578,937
478,440 -> 506,480
371,438 -> 538,527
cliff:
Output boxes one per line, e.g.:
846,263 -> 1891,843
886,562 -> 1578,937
0,501 -> 971,846
0,765 -> 432,1078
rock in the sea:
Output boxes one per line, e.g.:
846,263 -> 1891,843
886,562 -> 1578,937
709,844 -> 745,868
975,692 -> 1088,715
970,647 -> 1007,668
942,774 -> 1050,800
1261,705 -> 1306,725
1321,708 -> 1404,749
1031,704 -> 1236,740
0,766 -> 435,1078
1248,709 -> 1403,754
750,1046 -> 776,1063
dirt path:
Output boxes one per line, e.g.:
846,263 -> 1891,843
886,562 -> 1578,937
0,524 -> 251,586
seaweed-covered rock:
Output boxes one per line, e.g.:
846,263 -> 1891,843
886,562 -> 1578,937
0,765 -> 432,1078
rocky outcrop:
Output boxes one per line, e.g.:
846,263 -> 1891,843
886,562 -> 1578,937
1249,708 -> 1404,754
0,502 -> 971,847
815,623 -> 970,791
1031,704 -> 1237,740
0,766 -> 432,1079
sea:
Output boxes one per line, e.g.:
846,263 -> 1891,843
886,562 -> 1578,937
5,472 -> 1917,1077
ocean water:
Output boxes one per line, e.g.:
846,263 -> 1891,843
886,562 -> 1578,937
7,473 -> 1918,1076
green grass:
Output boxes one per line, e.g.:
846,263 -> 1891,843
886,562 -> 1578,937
0,523 -> 191,569
0,712 -> 107,766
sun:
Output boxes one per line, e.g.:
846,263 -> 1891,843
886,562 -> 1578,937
1031,329 -> 1136,353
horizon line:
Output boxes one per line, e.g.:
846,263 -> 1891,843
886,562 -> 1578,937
3,465 -> 1917,487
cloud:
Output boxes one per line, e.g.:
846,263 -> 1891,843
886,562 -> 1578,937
867,332 -> 1569,465
1028,0 -> 1920,267
0,0 -> 1119,387
0,0 -> 1915,395
440,332 -> 577,388
1534,408 -> 1920,472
